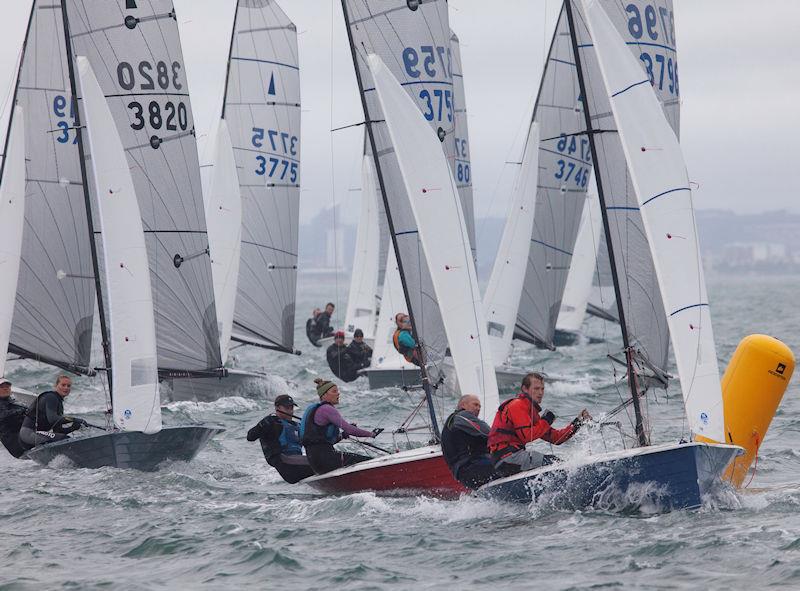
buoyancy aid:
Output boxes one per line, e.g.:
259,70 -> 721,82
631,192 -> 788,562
277,418 -> 303,455
392,328 -> 417,365
488,392 -> 576,458
300,402 -> 340,445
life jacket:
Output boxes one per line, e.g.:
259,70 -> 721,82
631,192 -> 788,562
392,328 -> 416,364
488,393 -> 575,457
488,394 -> 532,457
277,418 -> 303,455
299,402 -> 340,445
22,391 -> 63,432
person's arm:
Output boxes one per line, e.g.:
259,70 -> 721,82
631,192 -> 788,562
452,412 -> 491,438
314,404 -> 373,438
541,422 -> 577,445
507,401 -> 551,445
246,418 -> 270,441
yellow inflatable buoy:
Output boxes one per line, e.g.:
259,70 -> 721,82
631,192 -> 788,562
719,334 -> 794,487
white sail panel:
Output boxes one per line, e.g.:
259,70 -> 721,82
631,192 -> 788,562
556,181 -> 602,333
78,56 -> 161,434
205,119 -> 242,364
343,0 -> 452,365
224,0 -> 300,353
450,31 -> 476,260
344,155 -> 380,339
583,0 -> 723,442
0,107 -> 26,378
5,3 -> 95,373
64,0 -> 221,372
371,244 -> 415,371
368,53 -> 499,414
483,123 -> 540,366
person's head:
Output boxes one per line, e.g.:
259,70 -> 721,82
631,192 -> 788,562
457,394 -> 481,417
274,394 -> 297,420
314,378 -> 340,404
55,375 -> 72,398
0,378 -> 11,399
353,328 -> 364,343
395,313 -> 410,329
521,372 -> 545,404
334,330 -> 346,346
312,307 -> 321,318
325,302 -> 335,315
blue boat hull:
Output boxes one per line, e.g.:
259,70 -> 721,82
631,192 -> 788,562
24,426 -> 223,471
477,442 -> 742,511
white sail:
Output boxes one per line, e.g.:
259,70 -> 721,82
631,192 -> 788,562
556,181 -> 602,333
77,56 -> 161,434
343,155 -> 380,339
204,119 -> 242,363
368,54 -> 499,416
371,244 -> 415,371
582,0 -> 723,442
0,107 -> 25,378
483,123 -> 540,366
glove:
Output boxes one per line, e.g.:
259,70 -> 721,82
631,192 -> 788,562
340,432 -> 350,440
371,428 -> 384,438
571,417 -> 583,432
541,410 -> 556,425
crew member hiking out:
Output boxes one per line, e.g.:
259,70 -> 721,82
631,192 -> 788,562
18,375 -> 88,450
392,313 -> 423,367
300,379 -> 382,475
488,372 -> 592,476
247,394 -> 314,484
306,302 -> 335,346
441,394 -> 503,489
346,328 -> 372,370
0,378 -> 27,458
326,331 -> 359,382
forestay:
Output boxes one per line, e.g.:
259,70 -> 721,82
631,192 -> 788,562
204,119 -> 242,364
369,54 -> 498,415
570,0 -> 681,381
515,6 -> 592,350
63,0 -> 221,372
342,0 -> 453,365
583,0 -> 723,442
449,31 -> 476,261
223,0 -> 300,353
4,2 -> 95,374
484,123 -> 540,367
78,56 -> 161,433
0,107 -> 26,378
344,155 -> 380,339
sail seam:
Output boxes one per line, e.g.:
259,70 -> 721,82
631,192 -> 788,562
642,186 -> 690,207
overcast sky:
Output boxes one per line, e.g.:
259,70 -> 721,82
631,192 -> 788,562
0,0 -> 797,227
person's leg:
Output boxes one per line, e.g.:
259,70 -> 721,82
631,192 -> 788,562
275,461 -> 316,484
495,448 -> 548,475
339,451 -> 371,467
304,444 -> 342,475
458,457 -> 502,489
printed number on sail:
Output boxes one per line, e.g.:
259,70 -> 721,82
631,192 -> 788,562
252,127 -> 298,182
553,133 -> 590,187
53,95 -> 77,144
626,2 -> 679,95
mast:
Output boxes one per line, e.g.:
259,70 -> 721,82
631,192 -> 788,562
564,0 -> 647,446
340,0 -> 440,439
220,0 -> 241,120
60,2 -> 113,390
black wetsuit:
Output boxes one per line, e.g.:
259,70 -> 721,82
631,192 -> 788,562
441,409 -> 503,489
0,396 -> 28,458
19,391 -> 78,449
326,343 -> 359,382
246,415 -> 315,484
301,402 -> 370,475
346,340 -> 372,371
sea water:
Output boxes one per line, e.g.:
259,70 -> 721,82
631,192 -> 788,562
2,274 -> 799,589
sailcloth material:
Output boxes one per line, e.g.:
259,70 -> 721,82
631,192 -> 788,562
78,56 -> 161,434
483,123 -> 540,366
0,107 -> 26,378
371,244 -> 415,371
582,0 -> 723,442
368,54 -> 499,416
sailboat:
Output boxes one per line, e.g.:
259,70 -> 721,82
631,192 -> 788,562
16,0 -> 224,469
166,0 -> 303,400
479,0 -> 741,509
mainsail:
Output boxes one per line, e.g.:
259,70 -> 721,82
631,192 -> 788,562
2,2 -> 96,375
514,6 -> 592,350
63,0 -> 221,374
222,0 -> 300,353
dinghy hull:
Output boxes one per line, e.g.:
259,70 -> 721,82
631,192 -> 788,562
302,445 -> 467,498
162,368 -> 268,402
25,426 -> 223,471
363,366 -> 423,390
478,442 -> 742,511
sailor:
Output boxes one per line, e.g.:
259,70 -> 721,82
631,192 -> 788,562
441,394 -> 503,489
0,378 -> 27,458
392,313 -> 423,367
488,372 -> 591,476
18,375 -> 88,450
246,394 -> 315,484
306,302 -> 336,345
300,378 -> 381,475
346,328 -> 373,371
326,331 -> 359,382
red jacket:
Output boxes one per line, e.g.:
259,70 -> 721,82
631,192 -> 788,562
488,392 -> 576,454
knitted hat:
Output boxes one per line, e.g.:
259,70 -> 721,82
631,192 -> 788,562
314,378 -> 336,398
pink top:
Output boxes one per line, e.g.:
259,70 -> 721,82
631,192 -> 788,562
314,404 -> 373,438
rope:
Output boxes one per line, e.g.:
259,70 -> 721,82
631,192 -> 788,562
743,432 -> 760,488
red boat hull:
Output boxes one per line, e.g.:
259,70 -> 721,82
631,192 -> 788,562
303,451 -> 468,499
